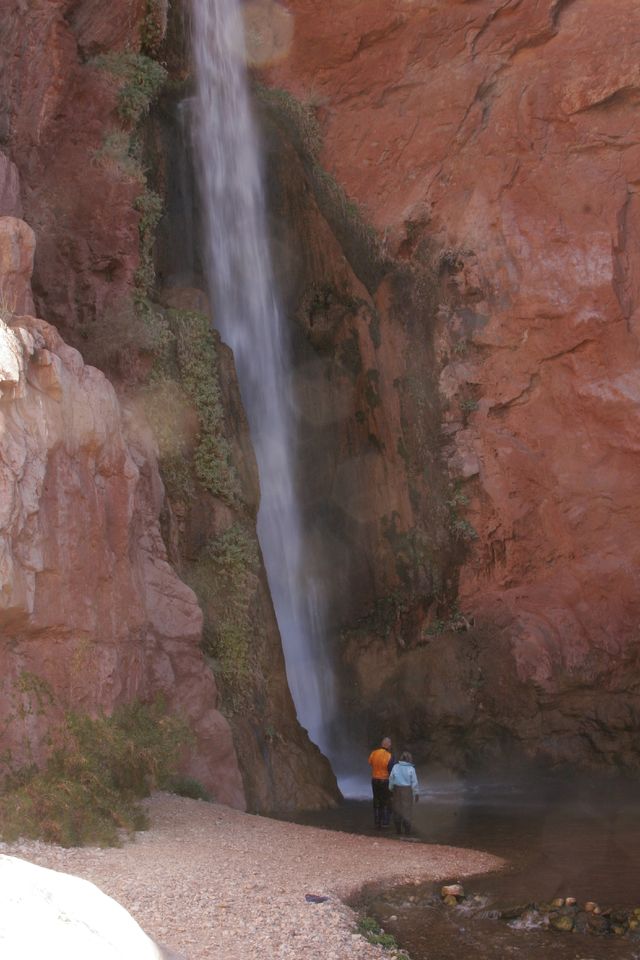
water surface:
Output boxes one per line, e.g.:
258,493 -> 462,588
282,778 -> 640,959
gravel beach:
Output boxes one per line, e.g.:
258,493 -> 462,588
0,793 -> 503,959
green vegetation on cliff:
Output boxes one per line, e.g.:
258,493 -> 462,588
174,311 -> 241,503
186,523 -> 259,687
90,44 -> 172,368
93,52 -> 167,126
255,85 -> 387,293
139,307 -> 259,695
142,309 -> 241,505
0,696 -> 190,847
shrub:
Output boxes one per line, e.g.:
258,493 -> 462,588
141,0 -> 168,56
356,916 -> 401,951
92,130 -> 145,183
172,310 -> 241,504
134,188 -> 165,328
186,524 -> 259,684
0,699 -> 191,847
93,52 -> 168,126
162,774 -> 211,802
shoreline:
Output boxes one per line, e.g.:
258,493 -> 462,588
0,792 -> 503,959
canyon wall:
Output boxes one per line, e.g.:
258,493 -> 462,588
0,213 -> 244,807
0,0 -> 338,811
262,0 -> 640,770
2,0 -> 638,786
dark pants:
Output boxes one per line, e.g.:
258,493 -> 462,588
392,785 -> 414,834
371,778 -> 391,828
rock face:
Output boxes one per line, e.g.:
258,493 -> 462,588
0,154 -> 22,219
0,855 -> 170,959
0,216 -> 36,316
258,101 -> 458,767
2,0 -> 638,779
0,2 -> 339,810
0,0 -> 147,340
263,0 -> 640,768
0,215 -> 244,808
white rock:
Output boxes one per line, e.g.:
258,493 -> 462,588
0,855 -> 162,960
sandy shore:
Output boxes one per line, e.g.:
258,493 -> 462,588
0,793 -> 503,959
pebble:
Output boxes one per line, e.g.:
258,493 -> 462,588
0,793 -> 500,960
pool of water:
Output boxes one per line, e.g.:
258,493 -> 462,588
281,776 -> 640,959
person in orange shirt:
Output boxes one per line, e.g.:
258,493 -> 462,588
368,736 -> 394,829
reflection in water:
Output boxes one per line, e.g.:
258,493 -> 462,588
281,778 -> 640,960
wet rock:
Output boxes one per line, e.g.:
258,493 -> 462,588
500,904 -> 530,921
441,884 -> 465,899
609,908 -> 629,924
517,908 -> 540,927
573,911 -> 590,934
549,913 -> 574,932
587,913 -> 609,935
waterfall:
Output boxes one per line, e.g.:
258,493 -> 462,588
190,0 -> 335,756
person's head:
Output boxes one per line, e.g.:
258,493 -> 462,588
381,736 -> 392,750
400,750 -> 413,763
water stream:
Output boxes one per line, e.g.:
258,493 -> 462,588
190,0 -> 335,755
279,777 -> 640,959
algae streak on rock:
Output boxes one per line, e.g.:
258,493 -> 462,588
264,0 -> 640,767
0,214 -> 244,808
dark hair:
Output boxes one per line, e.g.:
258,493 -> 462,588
400,750 -> 413,763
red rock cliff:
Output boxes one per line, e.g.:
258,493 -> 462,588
0,214 -> 245,807
263,0 -> 640,768
0,0 -> 339,808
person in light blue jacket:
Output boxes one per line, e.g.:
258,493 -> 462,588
388,751 -> 419,835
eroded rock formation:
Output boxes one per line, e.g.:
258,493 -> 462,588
0,214 -> 244,806
2,0 -> 638,784
0,1 -> 148,343
263,0 -> 640,770
0,0 -> 339,811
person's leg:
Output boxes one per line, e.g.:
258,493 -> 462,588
381,781 -> 391,827
394,787 -> 413,835
391,794 -> 401,834
372,779 -> 383,828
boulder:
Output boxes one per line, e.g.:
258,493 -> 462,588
0,855 -> 172,959
549,914 -> 574,932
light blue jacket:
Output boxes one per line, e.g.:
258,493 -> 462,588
389,761 -> 419,797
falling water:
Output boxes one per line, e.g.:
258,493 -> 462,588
191,0 -> 335,755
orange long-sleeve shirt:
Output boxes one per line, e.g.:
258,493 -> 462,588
368,747 -> 391,780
